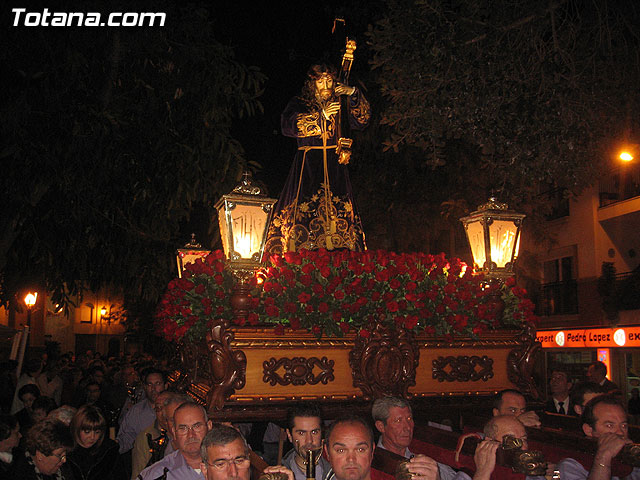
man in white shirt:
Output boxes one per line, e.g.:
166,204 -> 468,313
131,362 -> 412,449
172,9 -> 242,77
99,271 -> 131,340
555,395 -> 639,480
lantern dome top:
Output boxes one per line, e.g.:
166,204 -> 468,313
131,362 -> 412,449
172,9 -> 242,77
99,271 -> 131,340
232,171 -> 264,196
478,196 -> 509,211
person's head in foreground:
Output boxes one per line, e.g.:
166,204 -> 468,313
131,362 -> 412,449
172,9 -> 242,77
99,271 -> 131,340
25,420 -> 73,476
200,423 -> 250,480
324,415 -> 375,480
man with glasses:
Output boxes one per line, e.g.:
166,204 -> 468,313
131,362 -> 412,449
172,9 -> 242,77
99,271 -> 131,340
201,423 -> 252,480
139,401 -> 212,479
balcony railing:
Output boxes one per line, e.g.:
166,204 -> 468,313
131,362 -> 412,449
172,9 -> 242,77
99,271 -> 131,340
600,163 -> 640,207
537,280 -> 579,316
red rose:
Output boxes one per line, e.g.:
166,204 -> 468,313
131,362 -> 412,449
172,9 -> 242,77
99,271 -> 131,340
318,302 -> 329,313
333,311 -> 342,322
305,304 -> 314,314
298,292 -> 311,303
290,318 -> 301,330
247,313 -> 259,325
320,266 -> 331,278
284,251 -> 302,265
265,305 -> 280,317
214,274 -> 224,285
195,284 -> 206,295
302,263 -> 316,274
386,301 -> 399,313
274,324 -> 285,335
340,322 -> 350,334
359,329 -> 371,338
334,290 -> 345,300
444,283 -> 457,295
404,315 -> 418,330
312,325 -> 322,336
312,284 -> 324,296
284,302 -> 297,314
389,278 -> 401,289
375,269 -> 389,282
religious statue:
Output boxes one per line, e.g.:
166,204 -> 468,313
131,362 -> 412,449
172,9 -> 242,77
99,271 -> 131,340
265,62 -> 370,254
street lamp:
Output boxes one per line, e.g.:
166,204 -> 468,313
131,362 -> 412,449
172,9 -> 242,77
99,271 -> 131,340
215,171 -> 276,319
176,234 -> 211,278
460,197 -> 525,281
618,144 -> 639,163
24,292 -> 38,327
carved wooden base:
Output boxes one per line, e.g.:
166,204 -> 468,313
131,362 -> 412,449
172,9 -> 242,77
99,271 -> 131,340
172,317 -> 541,412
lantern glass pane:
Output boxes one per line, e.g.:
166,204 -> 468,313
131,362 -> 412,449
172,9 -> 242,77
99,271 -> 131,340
466,221 -> 486,269
218,206 -> 230,257
230,203 -> 269,259
488,219 -> 518,268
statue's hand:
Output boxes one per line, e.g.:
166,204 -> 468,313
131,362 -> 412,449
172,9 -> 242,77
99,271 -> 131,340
322,101 -> 341,119
335,82 -> 356,96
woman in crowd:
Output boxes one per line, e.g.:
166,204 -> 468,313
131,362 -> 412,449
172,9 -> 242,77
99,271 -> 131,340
14,383 -> 41,436
63,405 -> 126,480
12,419 -> 73,479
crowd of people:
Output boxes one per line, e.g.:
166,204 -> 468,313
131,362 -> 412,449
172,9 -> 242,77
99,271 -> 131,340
0,353 -> 637,480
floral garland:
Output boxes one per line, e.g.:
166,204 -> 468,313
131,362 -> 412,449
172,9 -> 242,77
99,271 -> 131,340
156,249 -> 536,343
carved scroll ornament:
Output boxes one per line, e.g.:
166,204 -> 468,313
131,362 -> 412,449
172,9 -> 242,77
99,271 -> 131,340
507,322 -> 542,399
349,322 -> 419,400
432,355 -> 494,382
263,356 -> 335,386
205,317 -> 247,411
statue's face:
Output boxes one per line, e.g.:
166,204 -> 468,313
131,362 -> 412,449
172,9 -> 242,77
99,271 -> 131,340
314,74 -> 334,101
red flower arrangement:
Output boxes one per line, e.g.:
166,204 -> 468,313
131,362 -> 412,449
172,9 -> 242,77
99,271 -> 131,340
155,249 -> 536,342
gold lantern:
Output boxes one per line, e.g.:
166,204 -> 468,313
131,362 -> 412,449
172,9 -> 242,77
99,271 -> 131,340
176,234 -> 211,278
215,172 -> 276,319
460,197 -> 525,280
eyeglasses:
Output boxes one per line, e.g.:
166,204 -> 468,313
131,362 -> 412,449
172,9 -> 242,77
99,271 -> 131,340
207,456 -> 250,470
50,452 -> 67,462
175,422 -> 206,436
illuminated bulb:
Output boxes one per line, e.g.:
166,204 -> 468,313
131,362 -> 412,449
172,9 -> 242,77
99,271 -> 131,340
620,151 -> 634,162
24,292 -> 38,308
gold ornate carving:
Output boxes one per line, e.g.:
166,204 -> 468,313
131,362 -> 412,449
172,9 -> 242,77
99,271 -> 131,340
205,317 -> 247,411
349,322 -> 419,399
296,112 -> 322,137
507,322 -> 542,399
262,356 -> 335,386
432,355 -> 494,382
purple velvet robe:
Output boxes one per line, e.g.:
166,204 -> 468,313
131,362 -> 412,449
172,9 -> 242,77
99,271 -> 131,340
265,89 -> 371,254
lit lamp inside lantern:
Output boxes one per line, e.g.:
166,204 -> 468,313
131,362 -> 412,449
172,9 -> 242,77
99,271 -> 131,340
460,197 -> 525,280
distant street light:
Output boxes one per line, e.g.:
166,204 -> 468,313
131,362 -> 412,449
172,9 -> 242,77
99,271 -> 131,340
618,144 -> 638,163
